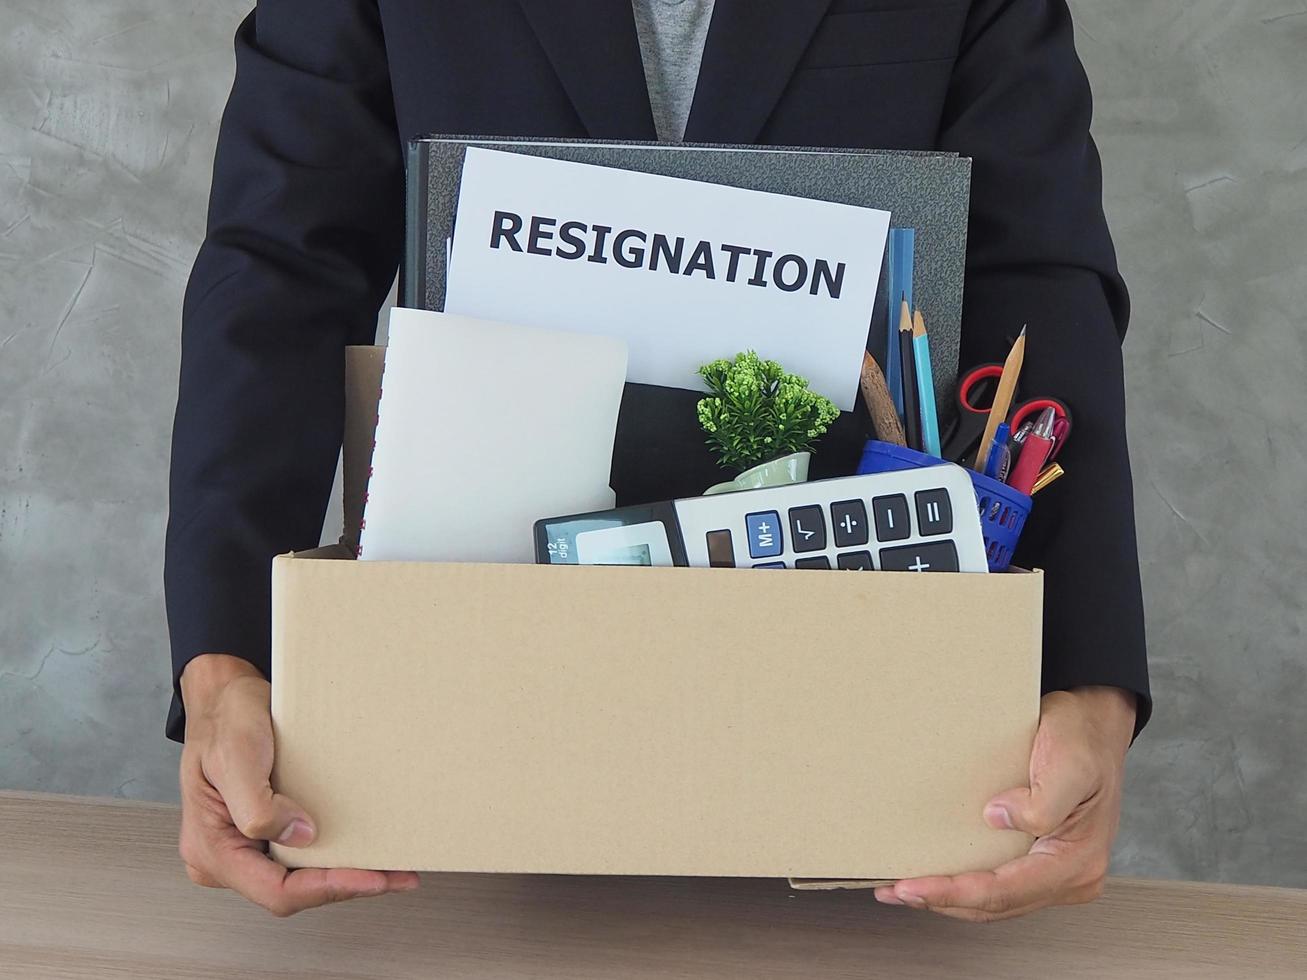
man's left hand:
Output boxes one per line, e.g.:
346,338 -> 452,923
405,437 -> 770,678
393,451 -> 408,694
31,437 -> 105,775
875,686 -> 1137,923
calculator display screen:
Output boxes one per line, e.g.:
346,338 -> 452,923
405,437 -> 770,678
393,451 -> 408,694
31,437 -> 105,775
540,518 -> 626,565
534,503 -> 684,566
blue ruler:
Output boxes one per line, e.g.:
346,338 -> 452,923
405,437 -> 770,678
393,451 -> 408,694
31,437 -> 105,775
885,228 -> 915,419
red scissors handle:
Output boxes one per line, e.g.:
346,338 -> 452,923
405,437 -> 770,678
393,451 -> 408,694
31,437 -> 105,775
948,365 -> 1073,465
957,364 -> 1004,413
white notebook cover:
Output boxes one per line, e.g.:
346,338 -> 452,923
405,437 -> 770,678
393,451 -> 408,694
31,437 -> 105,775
358,308 -> 627,563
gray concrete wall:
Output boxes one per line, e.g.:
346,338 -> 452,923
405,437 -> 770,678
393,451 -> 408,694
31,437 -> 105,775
1,0 -> 1304,886
1077,0 -> 1307,885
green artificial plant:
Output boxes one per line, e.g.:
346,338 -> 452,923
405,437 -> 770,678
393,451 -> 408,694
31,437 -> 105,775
696,351 -> 840,474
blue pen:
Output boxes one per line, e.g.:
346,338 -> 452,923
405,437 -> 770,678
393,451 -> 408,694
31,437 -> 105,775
984,422 -> 1012,480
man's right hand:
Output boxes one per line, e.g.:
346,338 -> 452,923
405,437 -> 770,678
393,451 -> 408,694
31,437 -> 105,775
178,654 -> 420,916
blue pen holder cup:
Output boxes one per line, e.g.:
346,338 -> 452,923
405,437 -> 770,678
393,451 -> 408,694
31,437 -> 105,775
856,441 -> 1032,572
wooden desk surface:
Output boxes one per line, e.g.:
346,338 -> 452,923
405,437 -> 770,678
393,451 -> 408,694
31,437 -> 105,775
2,792 -> 1304,979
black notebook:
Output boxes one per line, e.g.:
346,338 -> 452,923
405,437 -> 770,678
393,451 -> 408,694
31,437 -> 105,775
403,136 -> 972,503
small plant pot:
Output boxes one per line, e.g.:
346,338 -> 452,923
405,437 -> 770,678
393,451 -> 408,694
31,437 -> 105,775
704,451 -> 812,496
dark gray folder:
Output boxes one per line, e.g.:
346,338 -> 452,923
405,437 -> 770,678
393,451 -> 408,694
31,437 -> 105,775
404,136 -> 971,413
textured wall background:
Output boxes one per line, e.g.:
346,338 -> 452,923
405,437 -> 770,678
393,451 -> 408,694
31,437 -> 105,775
1,0 -> 1304,886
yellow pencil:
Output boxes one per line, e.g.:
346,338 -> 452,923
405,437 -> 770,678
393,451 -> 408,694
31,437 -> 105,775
973,326 -> 1026,473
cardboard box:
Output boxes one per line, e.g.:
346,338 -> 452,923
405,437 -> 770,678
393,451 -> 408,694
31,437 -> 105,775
269,348 -> 1042,884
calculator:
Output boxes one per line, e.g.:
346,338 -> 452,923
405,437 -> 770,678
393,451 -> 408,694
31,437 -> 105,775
534,465 -> 989,573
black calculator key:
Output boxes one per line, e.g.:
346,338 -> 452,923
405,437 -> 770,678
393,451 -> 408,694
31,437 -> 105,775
915,489 -> 954,537
879,541 -> 960,573
871,494 -> 911,542
788,506 -> 827,553
795,556 -> 832,570
830,499 -> 870,547
753,561 -> 787,569
837,551 -> 874,570
706,529 -> 736,568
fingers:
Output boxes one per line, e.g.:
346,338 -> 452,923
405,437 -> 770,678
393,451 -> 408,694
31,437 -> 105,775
218,845 -> 420,918
277,868 -> 422,916
886,867 -> 1105,924
886,851 -> 1065,917
877,802 -> 1112,922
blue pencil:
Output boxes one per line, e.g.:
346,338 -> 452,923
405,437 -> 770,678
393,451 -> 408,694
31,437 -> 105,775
911,309 -> 942,458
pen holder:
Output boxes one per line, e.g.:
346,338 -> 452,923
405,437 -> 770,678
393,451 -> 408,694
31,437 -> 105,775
856,441 -> 1032,572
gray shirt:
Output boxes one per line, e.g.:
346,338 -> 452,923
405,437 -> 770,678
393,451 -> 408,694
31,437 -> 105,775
631,0 -> 717,142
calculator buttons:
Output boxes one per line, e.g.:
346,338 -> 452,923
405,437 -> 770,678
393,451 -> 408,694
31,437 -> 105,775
745,511 -> 783,559
871,494 -> 911,542
753,561 -> 787,569
706,529 -> 736,568
830,500 -> 869,547
837,551 -> 874,570
795,556 -> 832,570
788,506 -> 827,553
915,489 -> 954,537
879,541 -> 960,573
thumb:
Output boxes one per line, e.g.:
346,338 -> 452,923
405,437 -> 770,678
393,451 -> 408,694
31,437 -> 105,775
218,766 -> 317,848
202,681 -> 316,848
985,767 -> 1094,839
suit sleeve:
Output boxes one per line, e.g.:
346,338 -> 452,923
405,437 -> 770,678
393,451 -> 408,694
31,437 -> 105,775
937,0 -> 1151,735
164,2 -> 403,741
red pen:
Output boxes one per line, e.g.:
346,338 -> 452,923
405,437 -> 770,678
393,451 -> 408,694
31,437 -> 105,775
1008,408 -> 1056,496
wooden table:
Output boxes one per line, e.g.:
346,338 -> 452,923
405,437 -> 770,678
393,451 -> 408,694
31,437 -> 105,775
2,792 -> 1304,979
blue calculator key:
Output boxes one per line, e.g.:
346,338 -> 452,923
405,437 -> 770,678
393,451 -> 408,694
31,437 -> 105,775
745,511 -> 784,558
753,561 -> 787,569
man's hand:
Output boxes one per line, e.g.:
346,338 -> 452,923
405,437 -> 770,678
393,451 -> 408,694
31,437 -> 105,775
875,686 -> 1136,923
178,654 -> 420,917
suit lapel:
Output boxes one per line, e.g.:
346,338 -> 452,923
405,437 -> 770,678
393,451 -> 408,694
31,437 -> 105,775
685,0 -> 834,144
515,0 -> 657,139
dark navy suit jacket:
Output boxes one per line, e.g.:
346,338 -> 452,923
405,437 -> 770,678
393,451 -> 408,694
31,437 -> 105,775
166,0 -> 1150,740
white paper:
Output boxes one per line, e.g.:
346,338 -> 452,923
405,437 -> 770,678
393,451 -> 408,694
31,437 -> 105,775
445,148 -> 890,411
359,308 -> 627,563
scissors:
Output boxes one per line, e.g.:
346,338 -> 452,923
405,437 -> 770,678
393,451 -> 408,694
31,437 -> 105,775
941,363 -> 1073,467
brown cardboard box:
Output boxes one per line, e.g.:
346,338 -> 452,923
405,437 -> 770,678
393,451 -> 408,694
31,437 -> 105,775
269,348 -> 1042,883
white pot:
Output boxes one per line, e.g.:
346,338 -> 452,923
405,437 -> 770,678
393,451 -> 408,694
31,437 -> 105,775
704,451 -> 812,496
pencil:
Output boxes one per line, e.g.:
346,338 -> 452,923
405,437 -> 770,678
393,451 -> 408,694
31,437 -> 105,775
898,298 -> 921,452
860,352 -> 907,447
1032,463 -> 1065,495
911,309 -> 942,457
973,326 -> 1026,472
